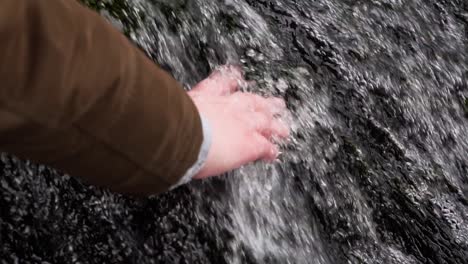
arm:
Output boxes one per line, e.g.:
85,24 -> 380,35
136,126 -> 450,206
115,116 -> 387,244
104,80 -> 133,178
0,0 -> 202,195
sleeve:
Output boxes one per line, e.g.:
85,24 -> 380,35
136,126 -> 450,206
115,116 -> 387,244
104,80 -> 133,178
170,115 -> 212,190
0,0 -> 203,195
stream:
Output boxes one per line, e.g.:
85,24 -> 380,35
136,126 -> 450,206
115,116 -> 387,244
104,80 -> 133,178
1,0 -> 468,263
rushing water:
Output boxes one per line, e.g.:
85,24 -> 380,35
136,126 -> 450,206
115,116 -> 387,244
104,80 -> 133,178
1,0 -> 467,263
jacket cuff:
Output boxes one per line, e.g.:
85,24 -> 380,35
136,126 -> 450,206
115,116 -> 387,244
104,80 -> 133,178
169,115 -> 212,190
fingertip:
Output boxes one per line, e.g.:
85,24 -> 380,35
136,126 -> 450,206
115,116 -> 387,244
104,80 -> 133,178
226,78 -> 240,94
250,133 -> 274,160
261,97 -> 287,116
217,64 -> 243,79
272,97 -> 287,109
267,119 -> 290,140
226,64 -> 243,76
269,96 -> 284,104
268,144 -> 280,161
212,65 -> 245,95
277,121 -> 291,138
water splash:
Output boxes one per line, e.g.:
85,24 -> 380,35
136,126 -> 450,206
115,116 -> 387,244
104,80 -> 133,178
1,0 -> 467,263
129,0 -> 468,263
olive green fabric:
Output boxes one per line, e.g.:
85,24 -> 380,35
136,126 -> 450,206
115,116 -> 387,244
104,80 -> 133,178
0,0 -> 203,195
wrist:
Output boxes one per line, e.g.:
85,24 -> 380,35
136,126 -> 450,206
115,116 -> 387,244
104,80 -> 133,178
169,114 -> 212,189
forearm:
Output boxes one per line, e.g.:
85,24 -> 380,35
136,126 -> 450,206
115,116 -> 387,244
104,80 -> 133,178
0,0 -> 203,195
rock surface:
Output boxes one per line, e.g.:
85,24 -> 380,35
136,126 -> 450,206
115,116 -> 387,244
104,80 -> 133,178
1,0 -> 467,263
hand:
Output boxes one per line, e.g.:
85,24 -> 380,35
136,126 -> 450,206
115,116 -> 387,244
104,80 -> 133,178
188,66 -> 290,180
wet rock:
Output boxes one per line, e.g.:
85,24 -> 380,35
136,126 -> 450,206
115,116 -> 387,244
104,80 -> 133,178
2,0 -> 468,263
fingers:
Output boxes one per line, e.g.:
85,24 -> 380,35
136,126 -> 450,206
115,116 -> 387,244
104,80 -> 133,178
249,133 -> 279,162
245,107 -> 288,163
255,96 -> 287,117
270,119 -> 290,138
232,92 -> 286,115
269,97 -> 287,112
235,93 -> 289,139
249,112 -> 289,139
191,65 -> 244,96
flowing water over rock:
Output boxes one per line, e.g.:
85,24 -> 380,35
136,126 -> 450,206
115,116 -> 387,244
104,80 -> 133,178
1,0 -> 468,263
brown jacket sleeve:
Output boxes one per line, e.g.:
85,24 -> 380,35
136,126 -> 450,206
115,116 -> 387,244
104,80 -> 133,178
0,0 -> 203,195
